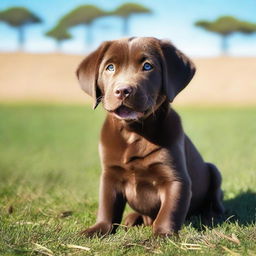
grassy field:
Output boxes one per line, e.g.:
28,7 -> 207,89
0,103 -> 255,256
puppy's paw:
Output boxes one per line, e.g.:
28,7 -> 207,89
80,222 -> 112,237
153,224 -> 177,237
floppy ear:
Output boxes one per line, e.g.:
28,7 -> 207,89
160,40 -> 196,102
76,41 -> 111,109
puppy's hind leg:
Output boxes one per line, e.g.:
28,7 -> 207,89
124,212 -> 153,227
202,163 -> 225,224
208,163 -> 225,214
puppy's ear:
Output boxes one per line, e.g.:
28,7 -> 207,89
76,41 -> 111,109
160,40 -> 196,102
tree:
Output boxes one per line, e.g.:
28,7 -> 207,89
0,7 -> 41,50
46,24 -> 72,51
59,5 -> 106,46
112,3 -> 151,35
195,16 -> 256,55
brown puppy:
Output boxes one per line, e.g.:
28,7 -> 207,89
77,37 -> 224,237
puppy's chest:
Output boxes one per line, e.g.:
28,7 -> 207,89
102,130 -> 168,169
101,131 -> 175,215
101,130 -> 175,185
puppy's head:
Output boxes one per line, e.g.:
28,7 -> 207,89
77,37 -> 195,121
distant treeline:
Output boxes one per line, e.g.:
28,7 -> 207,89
0,3 -> 151,51
0,3 -> 256,55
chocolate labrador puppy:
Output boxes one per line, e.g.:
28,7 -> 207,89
77,37 -> 224,237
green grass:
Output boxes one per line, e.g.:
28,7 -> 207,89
0,103 -> 255,256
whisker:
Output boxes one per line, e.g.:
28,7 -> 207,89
96,95 -> 103,103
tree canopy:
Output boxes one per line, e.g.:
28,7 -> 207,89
195,16 -> 256,55
46,24 -> 71,42
0,7 -> 41,27
59,5 -> 106,28
0,6 -> 42,50
195,16 -> 256,36
111,3 -> 151,35
112,3 -> 151,17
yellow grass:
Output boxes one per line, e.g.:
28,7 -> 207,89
0,52 -> 255,105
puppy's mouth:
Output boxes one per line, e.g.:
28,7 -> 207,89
111,105 -> 144,120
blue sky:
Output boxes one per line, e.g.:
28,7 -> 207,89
0,0 -> 256,56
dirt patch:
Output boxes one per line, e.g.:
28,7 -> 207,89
176,57 -> 256,106
0,52 -> 255,105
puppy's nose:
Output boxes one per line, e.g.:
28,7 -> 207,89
114,86 -> 133,100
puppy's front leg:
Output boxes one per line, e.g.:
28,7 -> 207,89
81,171 -> 126,237
153,179 -> 191,236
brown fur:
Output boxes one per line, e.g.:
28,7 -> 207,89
77,37 -> 224,237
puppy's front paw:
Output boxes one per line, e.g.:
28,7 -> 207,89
80,222 -> 112,237
153,224 -> 176,237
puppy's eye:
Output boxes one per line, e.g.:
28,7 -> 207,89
143,62 -> 153,71
106,64 -> 115,71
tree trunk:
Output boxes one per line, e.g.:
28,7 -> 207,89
86,24 -> 93,46
56,40 -> 62,52
122,17 -> 129,35
17,25 -> 25,51
221,35 -> 229,56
